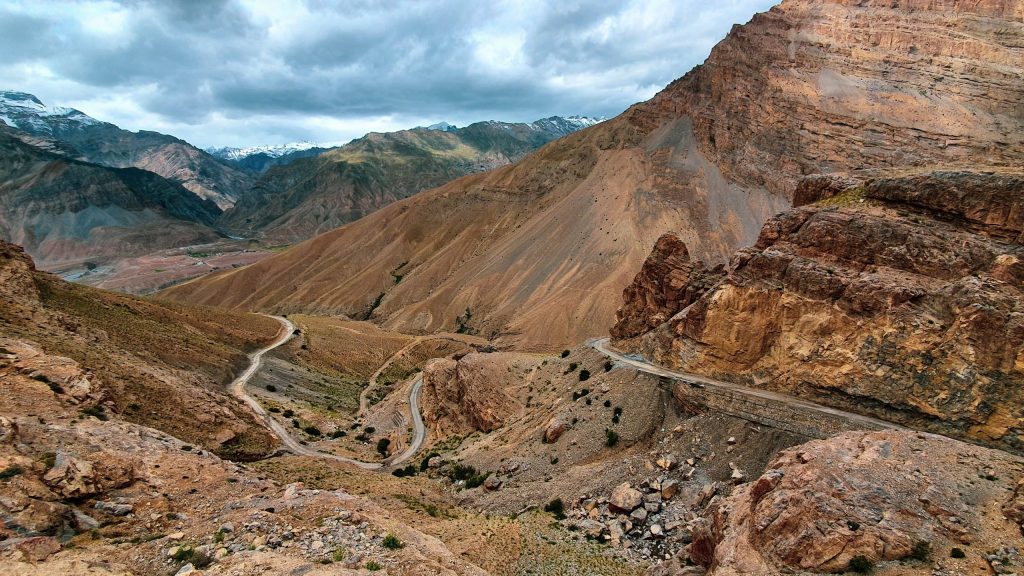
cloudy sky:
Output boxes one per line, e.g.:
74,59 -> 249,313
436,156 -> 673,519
0,0 -> 775,148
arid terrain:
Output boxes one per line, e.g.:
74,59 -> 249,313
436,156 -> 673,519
1,0 -> 1023,575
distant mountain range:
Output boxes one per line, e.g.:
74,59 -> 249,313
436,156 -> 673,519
0,91 -> 250,209
217,115 -> 606,243
0,89 -> 601,285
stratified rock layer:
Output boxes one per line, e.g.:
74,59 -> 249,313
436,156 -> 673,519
621,169 -> 1024,452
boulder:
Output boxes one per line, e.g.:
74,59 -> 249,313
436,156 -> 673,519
608,482 -> 643,512
544,417 -> 566,443
483,475 -> 502,491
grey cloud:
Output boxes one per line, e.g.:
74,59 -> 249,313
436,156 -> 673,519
0,0 -> 776,146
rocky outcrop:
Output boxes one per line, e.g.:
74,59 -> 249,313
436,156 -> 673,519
621,169 -> 1024,453
420,353 -> 534,438
41,451 -> 137,499
686,430 -> 1024,575
612,234 -> 724,339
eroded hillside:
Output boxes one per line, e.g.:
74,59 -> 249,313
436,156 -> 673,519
160,0 -> 1024,350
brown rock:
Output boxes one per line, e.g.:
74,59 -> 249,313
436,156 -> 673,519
13,536 -> 61,561
625,169 -> 1024,453
544,417 -> 567,444
482,475 -> 502,491
612,234 -> 724,340
608,482 -> 643,513
691,431 -> 1021,574
42,451 -> 136,499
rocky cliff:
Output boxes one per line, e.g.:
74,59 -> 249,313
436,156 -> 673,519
616,169 -> 1024,453
681,430 -> 1024,575
160,0 -> 1024,350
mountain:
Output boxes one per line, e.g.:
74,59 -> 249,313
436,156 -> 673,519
0,125 -> 222,270
613,168 -> 1024,453
206,141 -> 333,174
160,0 -> 1024,350
216,116 -> 605,243
0,91 -> 251,208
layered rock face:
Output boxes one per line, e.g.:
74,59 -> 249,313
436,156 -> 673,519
619,169 -> 1024,452
687,430 -> 1024,575
611,234 -> 724,340
160,0 -> 1024,349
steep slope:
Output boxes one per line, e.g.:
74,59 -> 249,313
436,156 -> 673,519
218,117 -> 603,243
0,91 -> 250,208
0,239 -> 282,459
0,127 -> 223,270
161,0 -> 1024,350
614,169 -> 1024,452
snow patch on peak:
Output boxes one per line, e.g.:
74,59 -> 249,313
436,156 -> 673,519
425,121 -> 457,132
0,90 -> 101,133
206,141 -> 324,161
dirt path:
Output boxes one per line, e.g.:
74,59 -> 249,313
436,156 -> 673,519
232,315 -> 430,470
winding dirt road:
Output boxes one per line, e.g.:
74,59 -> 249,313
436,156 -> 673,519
232,316 -> 427,470
590,337 -> 903,432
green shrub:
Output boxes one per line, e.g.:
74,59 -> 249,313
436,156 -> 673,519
266,384 -> 276,392
331,429 -> 346,438
82,405 -> 108,421
47,381 -> 65,394
268,406 -> 281,413
909,540 -> 930,562
564,362 -> 578,374
604,361 -> 613,372
332,548 -> 346,562
303,425 -> 322,437
282,409 -> 294,418
382,533 -> 404,549
377,438 -> 391,456
579,369 -> 590,381
848,555 -> 874,573
605,429 -> 620,447
365,561 -> 382,571
560,350 -> 570,358
0,464 -> 24,480
603,400 -> 611,408
950,547 -> 966,559
543,498 -> 565,520
191,549 -> 212,569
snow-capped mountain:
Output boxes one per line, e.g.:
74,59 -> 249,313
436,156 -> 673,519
425,121 -> 457,132
206,141 -> 326,161
0,90 -> 104,134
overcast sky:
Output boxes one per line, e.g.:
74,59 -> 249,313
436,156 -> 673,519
0,0 -> 775,148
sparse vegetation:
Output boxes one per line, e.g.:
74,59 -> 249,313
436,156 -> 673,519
455,307 -> 476,334
848,555 -> 874,573
565,362 -> 578,374
266,384 -> 276,392
377,437 -> 391,456
544,498 -> 566,520
560,350 -> 570,358
605,428 -> 620,447
382,533 -> 404,549
909,540 -> 930,562
282,409 -> 294,418
604,360 -> 613,372
303,425 -> 322,437
365,561 -> 382,571
0,464 -> 24,480
579,369 -> 590,381
82,404 -> 108,421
